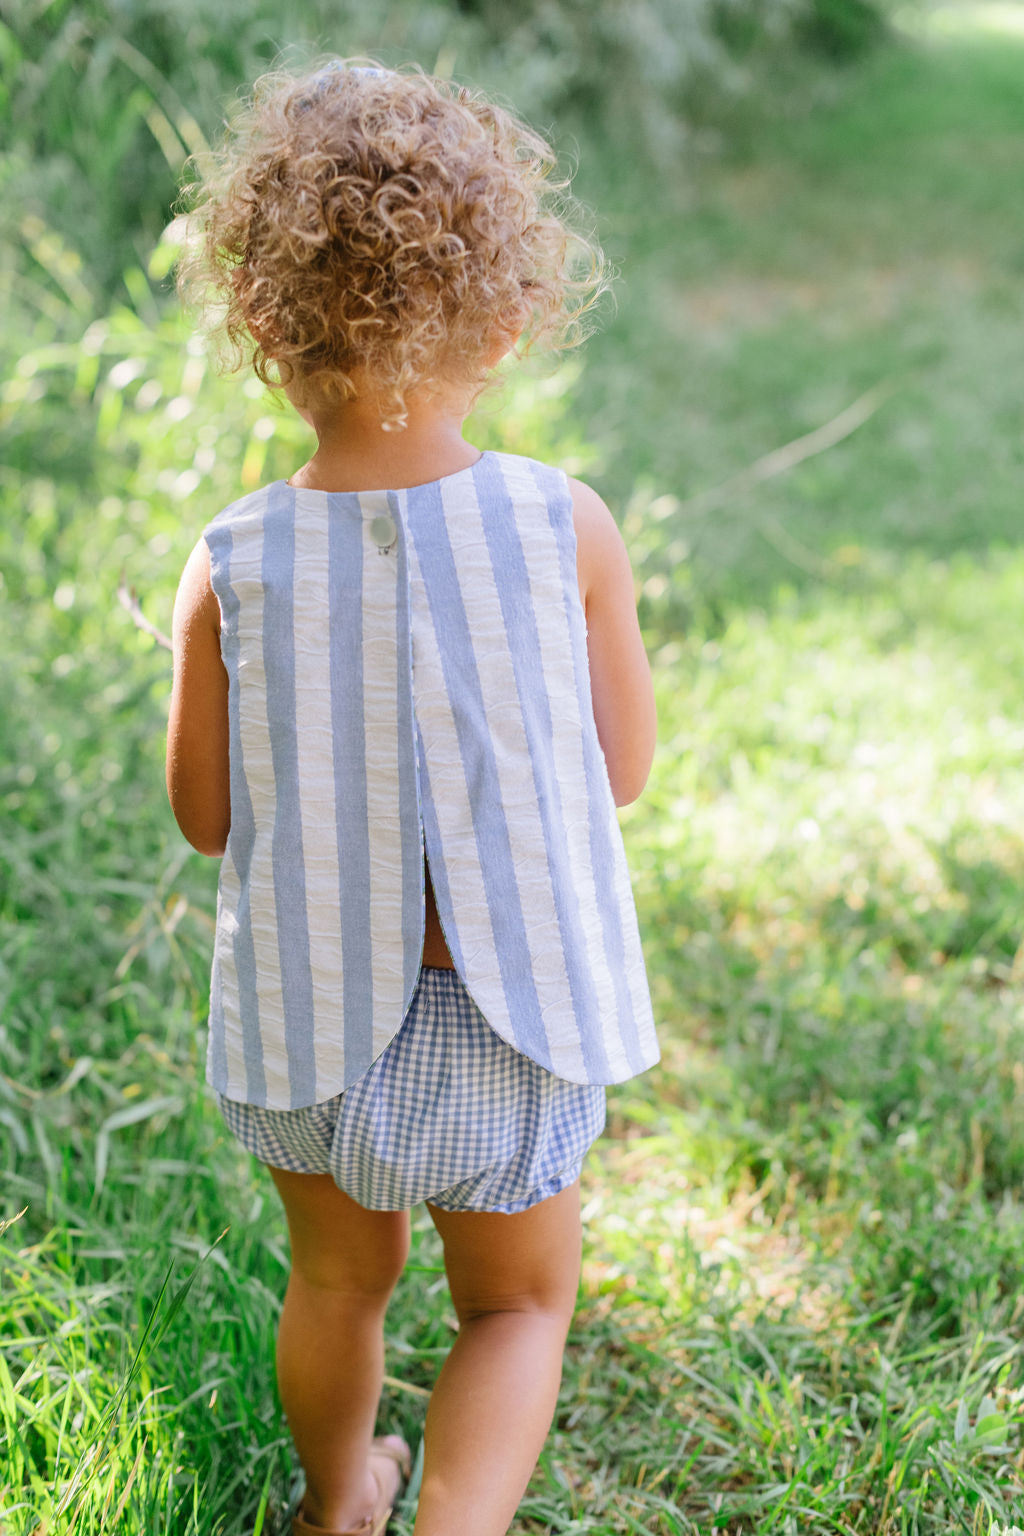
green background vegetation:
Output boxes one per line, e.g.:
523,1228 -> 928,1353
3,1 -> 1024,1531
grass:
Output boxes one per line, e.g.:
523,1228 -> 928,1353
573,22 -> 1024,605
5,12 -> 1024,1535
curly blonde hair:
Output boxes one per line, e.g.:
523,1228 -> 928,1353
177,58 -> 609,430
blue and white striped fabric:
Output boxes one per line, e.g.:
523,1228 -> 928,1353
204,449 -> 658,1111
216,965 -> 607,1212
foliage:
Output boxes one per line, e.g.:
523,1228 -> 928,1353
796,0 -> 888,57
1,0 -> 889,307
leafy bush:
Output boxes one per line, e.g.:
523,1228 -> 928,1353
2,0 -> 889,306
796,0 -> 888,57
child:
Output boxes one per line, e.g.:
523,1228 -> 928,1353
167,58 -> 659,1536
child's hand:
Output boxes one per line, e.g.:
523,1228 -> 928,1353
571,479 -> 656,805
167,538 -> 231,855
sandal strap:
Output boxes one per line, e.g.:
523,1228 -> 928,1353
291,1438 -> 410,1536
293,1508 -> 378,1536
371,1443 -> 411,1471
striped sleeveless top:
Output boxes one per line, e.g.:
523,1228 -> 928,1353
204,450 -> 658,1110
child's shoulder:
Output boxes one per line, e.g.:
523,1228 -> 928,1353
488,457 -> 625,587
201,482 -> 279,536
487,449 -> 574,503
491,453 -> 607,510
491,454 -> 617,533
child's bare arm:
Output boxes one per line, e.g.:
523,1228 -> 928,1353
571,478 -> 656,806
166,538 -> 231,856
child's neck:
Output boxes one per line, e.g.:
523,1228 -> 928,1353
286,380 -> 481,494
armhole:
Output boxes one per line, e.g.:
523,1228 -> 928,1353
202,524 -> 230,641
524,458 -> 583,608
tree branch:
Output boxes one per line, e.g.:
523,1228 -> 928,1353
117,573 -> 172,652
679,378 -> 897,517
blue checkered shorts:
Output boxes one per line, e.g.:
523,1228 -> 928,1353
215,967 -> 607,1213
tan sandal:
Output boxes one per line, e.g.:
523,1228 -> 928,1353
291,1437 -> 412,1536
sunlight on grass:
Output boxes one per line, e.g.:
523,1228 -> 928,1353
895,1 -> 1024,36
583,1142 -> 850,1341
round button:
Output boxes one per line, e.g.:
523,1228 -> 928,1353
369,514 -> 397,549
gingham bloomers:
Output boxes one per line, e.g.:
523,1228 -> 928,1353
202,449 -> 659,1111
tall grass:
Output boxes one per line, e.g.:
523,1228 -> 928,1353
2,0 -> 866,304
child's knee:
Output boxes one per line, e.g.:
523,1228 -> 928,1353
297,1260 -> 407,1306
427,1184 -> 582,1327
291,1218 -> 409,1299
453,1283 -> 578,1331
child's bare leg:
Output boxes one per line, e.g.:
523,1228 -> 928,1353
269,1167 -> 410,1530
413,1180 -> 583,1536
